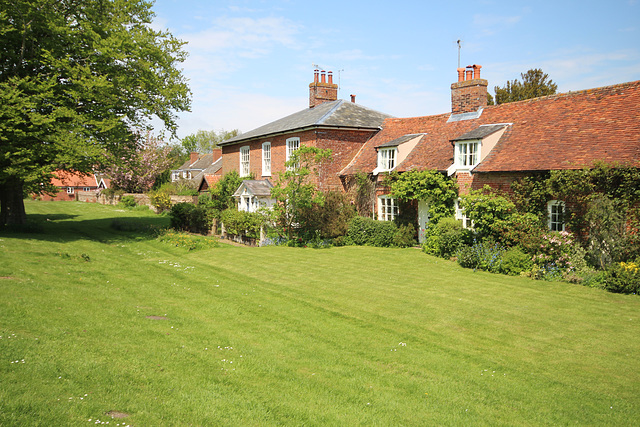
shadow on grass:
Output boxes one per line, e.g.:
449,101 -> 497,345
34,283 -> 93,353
0,215 -> 171,244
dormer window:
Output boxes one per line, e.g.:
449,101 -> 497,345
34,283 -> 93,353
448,124 -> 509,176
455,140 -> 480,168
377,147 -> 397,172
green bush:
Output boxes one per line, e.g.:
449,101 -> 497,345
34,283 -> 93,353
459,188 -> 515,241
169,203 -> 213,235
602,261 -> 640,294
491,212 -> 546,254
346,216 -> 397,247
500,247 -> 533,276
119,195 -> 137,208
393,223 -> 417,248
297,190 -> 356,240
422,217 -> 471,258
220,209 -> 264,240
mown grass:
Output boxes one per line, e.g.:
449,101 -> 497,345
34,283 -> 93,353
0,200 -> 639,425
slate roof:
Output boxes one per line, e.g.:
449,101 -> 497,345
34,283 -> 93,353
375,133 -> 426,148
176,153 -> 214,171
192,158 -> 222,184
342,80 -> 640,175
220,100 -> 392,146
233,180 -> 274,197
452,124 -> 509,141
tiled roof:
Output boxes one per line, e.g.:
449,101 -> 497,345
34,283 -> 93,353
233,180 -> 274,197
342,80 -> 640,175
51,171 -> 97,187
220,100 -> 392,146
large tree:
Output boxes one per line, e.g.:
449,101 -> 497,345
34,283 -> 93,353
0,0 -> 191,226
494,68 -> 557,104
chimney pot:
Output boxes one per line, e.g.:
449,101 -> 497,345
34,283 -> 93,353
321,71 -> 326,83
350,94 -> 356,103
328,71 -> 333,84
451,63 -> 488,114
314,69 -> 319,83
472,64 -> 482,80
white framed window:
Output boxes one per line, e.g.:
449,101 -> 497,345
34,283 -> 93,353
377,148 -> 397,172
548,200 -> 566,231
455,198 -> 472,229
83,187 -> 90,192
262,142 -> 271,176
455,140 -> 480,168
172,171 -> 179,181
378,196 -> 398,221
240,146 -> 250,177
286,137 -> 300,161
66,187 -> 74,194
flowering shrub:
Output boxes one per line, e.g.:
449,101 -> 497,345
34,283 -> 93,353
533,231 -> 575,271
149,189 -> 172,212
456,240 -> 505,273
105,132 -> 175,193
602,260 -> 640,294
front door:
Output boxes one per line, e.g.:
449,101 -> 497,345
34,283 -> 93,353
417,200 -> 430,244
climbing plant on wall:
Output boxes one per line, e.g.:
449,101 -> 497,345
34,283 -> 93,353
383,169 -> 458,225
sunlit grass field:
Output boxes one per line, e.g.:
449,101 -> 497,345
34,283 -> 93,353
1,200 -> 639,425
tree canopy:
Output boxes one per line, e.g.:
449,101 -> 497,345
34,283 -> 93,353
493,68 -> 558,104
181,129 -> 240,153
0,0 -> 191,225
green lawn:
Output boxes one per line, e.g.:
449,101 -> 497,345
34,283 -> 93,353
1,200 -> 639,426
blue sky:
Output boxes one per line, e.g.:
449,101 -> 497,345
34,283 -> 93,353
150,0 -> 640,141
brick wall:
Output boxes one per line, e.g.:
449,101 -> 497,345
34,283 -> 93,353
221,128 -> 376,192
39,188 -> 99,201
451,78 -> 488,114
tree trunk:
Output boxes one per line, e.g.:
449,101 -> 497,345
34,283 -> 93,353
0,178 -> 27,226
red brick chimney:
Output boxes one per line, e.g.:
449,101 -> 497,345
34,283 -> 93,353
309,70 -> 338,108
190,152 -> 199,165
212,148 -> 222,163
451,64 -> 488,114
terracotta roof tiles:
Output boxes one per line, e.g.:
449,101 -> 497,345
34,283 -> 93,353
341,80 -> 640,176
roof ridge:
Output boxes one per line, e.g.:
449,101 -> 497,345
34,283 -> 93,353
487,79 -> 640,107
316,100 -> 344,124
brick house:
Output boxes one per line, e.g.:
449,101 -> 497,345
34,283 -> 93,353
40,170 -> 107,201
172,149 -> 222,183
218,70 -> 392,201
341,65 -> 640,241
